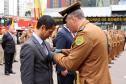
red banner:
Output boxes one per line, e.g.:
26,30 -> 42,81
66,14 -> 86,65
18,19 -> 37,28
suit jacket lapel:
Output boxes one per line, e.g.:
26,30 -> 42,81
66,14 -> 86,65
7,32 -> 15,43
31,36 -> 47,58
7,32 -> 13,39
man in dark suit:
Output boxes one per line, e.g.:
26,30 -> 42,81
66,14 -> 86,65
54,25 -> 76,84
20,15 -> 56,84
2,20 -> 16,75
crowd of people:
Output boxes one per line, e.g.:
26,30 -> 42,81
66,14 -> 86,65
0,2 -> 126,84
104,30 -> 125,64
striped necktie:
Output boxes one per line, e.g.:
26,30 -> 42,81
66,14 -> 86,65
41,41 -> 48,55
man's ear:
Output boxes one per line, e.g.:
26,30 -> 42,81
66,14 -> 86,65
41,25 -> 46,31
41,25 -> 45,29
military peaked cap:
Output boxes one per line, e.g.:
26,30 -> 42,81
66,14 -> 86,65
59,2 -> 81,23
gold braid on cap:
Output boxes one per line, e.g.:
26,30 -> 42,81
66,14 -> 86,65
63,13 -> 67,18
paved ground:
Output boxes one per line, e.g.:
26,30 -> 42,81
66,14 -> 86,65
0,45 -> 126,84
109,47 -> 126,84
0,45 -> 22,84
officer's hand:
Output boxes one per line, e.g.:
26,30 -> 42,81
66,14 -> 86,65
54,49 -> 62,53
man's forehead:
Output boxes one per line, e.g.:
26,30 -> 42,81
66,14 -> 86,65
51,26 -> 56,29
65,14 -> 73,21
48,26 -> 56,31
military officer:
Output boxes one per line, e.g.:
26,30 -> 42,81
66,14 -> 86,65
20,25 -> 33,43
103,30 -> 112,64
53,2 -> 112,84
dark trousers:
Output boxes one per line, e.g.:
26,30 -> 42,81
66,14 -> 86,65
57,74 -> 75,84
4,52 -> 14,73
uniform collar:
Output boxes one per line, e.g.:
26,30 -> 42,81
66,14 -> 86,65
8,31 -> 14,37
64,25 -> 75,38
77,20 -> 89,32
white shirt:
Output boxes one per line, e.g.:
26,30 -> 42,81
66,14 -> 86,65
64,26 -> 75,38
33,32 -> 48,55
33,32 -> 43,45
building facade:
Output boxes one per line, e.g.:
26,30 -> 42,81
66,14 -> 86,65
46,0 -> 116,8
0,0 -> 4,15
2,0 -> 121,17
79,0 -> 120,7
119,0 -> 126,5
4,0 -> 9,16
4,0 -> 18,16
47,0 -> 77,8
111,0 -> 120,5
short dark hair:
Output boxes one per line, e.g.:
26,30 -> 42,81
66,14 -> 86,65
6,19 -> 12,26
36,15 -> 56,29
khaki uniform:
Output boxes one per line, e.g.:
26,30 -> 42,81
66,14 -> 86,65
0,35 -> 4,64
104,30 -> 112,64
110,30 -> 116,60
120,31 -> 125,51
0,45 -> 4,64
20,30 -> 33,43
54,20 -> 111,84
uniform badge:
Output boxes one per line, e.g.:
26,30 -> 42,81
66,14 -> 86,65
75,36 -> 85,45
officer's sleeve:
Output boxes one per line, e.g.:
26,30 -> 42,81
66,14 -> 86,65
20,43 -> 34,84
53,35 -> 93,70
62,49 -> 70,56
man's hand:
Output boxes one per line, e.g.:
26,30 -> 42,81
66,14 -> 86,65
61,70 -> 68,77
54,49 -> 62,53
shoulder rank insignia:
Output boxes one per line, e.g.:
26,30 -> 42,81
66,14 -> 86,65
75,36 -> 85,45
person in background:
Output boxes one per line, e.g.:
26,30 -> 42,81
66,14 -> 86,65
0,29 -> 6,65
2,20 -> 16,75
124,31 -> 126,50
54,24 -> 76,84
20,25 -> 33,43
0,41 -> 4,65
12,30 -> 18,62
